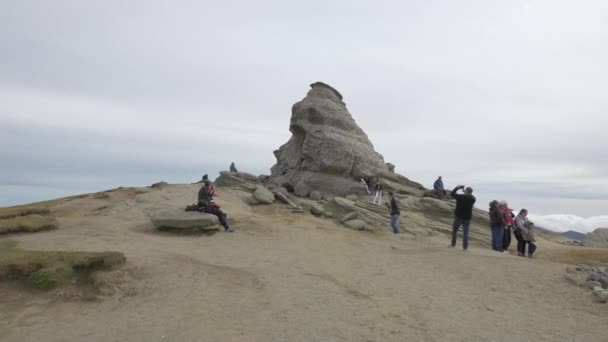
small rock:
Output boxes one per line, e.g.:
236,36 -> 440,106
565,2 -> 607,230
150,181 -> 168,188
340,211 -> 358,224
578,264 -> 592,271
309,191 -> 322,201
588,272 -> 601,282
564,273 -> 581,286
344,219 -> 366,231
586,281 -> 602,289
593,289 -> 608,303
566,266 -> 578,274
322,193 -> 334,201
310,203 -> 325,216
346,194 -> 359,201
324,211 -> 334,218
600,277 -> 608,287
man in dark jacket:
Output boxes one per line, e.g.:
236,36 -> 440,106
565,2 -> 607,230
198,180 -> 234,233
388,192 -> 400,234
450,185 -> 476,250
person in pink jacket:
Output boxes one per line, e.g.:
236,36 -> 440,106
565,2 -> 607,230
499,201 -> 515,252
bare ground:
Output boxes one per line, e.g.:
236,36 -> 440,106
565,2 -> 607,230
0,184 -> 606,342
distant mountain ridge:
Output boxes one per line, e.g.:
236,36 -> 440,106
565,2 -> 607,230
535,226 -> 586,241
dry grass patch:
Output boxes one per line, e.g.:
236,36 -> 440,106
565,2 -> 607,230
0,239 -> 126,290
0,214 -> 58,234
538,246 -> 608,265
0,203 -> 60,235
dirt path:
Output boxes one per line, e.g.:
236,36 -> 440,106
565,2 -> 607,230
1,185 -> 606,342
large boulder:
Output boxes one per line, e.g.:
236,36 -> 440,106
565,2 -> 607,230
253,185 -> 275,204
151,208 -> 219,230
324,197 -> 358,218
272,188 -> 301,209
215,171 -> 259,192
265,82 -> 390,196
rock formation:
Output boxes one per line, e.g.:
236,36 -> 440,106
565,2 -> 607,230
265,82 -> 423,197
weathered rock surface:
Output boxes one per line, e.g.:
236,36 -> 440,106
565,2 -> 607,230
344,219 -> 367,231
309,191 -> 323,201
265,82 -> 424,197
272,189 -> 300,209
310,203 -> 325,216
215,171 -> 259,192
253,185 -> 275,204
151,208 -> 219,230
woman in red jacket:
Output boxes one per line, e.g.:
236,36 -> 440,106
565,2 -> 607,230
499,201 -> 515,253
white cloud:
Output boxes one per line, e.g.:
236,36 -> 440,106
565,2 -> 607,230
529,214 -> 608,233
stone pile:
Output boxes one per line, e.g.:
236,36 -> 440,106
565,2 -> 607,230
564,264 -> 608,303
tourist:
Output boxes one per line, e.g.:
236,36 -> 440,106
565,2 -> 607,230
230,162 -> 238,172
373,178 -> 384,205
360,177 -> 371,195
388,191 -> 400,234
526,221 -> 537,258
500,201 -> 514,252
449,185 -> 476,251
514,209 -> 531,256
198,180 -> 234,233
433,176 -> 446,197
489,200 -> 506,252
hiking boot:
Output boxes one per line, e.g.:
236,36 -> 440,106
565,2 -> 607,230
225,227 -> 235,233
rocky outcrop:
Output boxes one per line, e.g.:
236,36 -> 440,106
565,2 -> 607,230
564,264 -> 608,303
215,171 -> 260,192
266,82 -> 424,197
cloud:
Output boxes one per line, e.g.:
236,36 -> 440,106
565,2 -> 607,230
529,214 -> 608,233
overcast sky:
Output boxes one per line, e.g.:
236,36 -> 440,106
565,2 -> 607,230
1,0 -> 607,233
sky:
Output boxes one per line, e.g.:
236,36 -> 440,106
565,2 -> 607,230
1,0 -> 607,233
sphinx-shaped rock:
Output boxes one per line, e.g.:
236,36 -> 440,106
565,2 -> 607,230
266,82 -> 390,196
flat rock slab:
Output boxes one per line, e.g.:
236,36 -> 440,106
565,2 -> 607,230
151,208 -> 219,230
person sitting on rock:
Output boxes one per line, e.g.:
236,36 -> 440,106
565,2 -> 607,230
198,180 -> 234,233
433,176 -> 446,197
373,178 -> 384,205
230,162 -> 238,173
